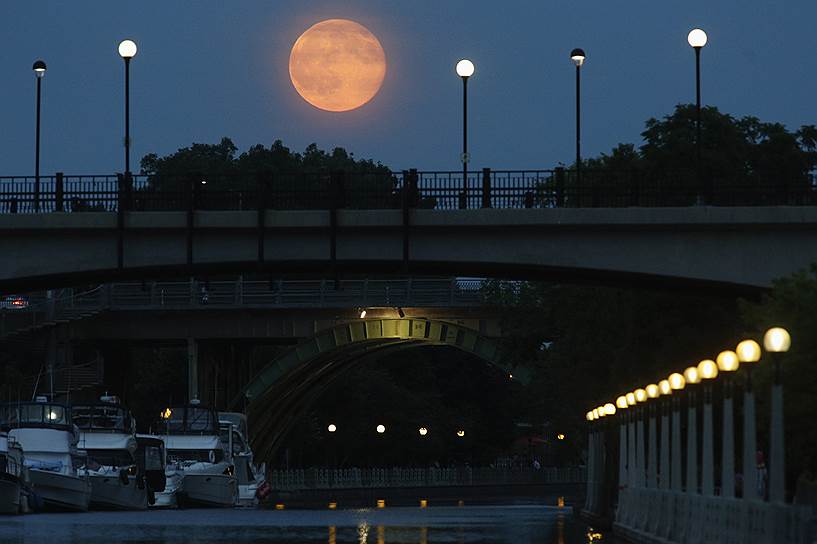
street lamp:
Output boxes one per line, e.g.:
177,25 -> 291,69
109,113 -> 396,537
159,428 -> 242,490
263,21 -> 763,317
763,327 -> 791,504
697,359 -> 718,496
376,424 -> 386,434
118,39 -> 138,177
644,384 -> 660,488
736,339 -> 762,500
455,59 -> 474,209
657,379 -> 672,490
570,48 -> 586,184
716,349 -> 740,498
327,423 -> 337,433
687,28 -> 707,202
668,373 -> 685,491
32,60 -> 46,212
419,427 -> 428,436
456,430 -> 466,437
683,366 -> 702,493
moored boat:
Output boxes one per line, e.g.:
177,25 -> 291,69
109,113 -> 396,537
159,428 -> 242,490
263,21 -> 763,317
2,398 -> 91,511
74,397 -> 148,510
219,412 -> 268,507
0,429 -> 29,514
157,401 -> 237,508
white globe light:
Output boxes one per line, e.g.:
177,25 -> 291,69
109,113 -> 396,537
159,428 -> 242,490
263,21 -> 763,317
376,424 -> 386,434
118,39 -> 138,59
687,29 -> 708,48
419,427 -> 428,436
327,424 -> 337,433
456,59 -> 475,78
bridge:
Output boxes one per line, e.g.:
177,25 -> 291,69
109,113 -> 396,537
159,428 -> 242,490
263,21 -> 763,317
2,170 -> 817,292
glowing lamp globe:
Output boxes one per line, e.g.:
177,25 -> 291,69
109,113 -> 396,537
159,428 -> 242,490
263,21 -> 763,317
646,384 -> 659,399
683,366 -> 701,385
626,392 -> 636,406
456,59 -> 475,78
604,403 -> 616,416
376,424 -> 386,434
592,408 -> 600,420
597,406 -> 606,418
327,424 -> 337,433
687,28 -> 708,48
697,359 -> 719,380
419,427 -> 428,436
570,48 -> 586,67
635,388 -> 647,403
659,380 -> 672,396
763,327 -> 791,353
716,350 -> 740,372
118,39 -> 138,59
736,339 -> 762,363
33,60 -> 47,77
586,411 -> 594,422
616,396 -> 628,409
669,373 -> 686,391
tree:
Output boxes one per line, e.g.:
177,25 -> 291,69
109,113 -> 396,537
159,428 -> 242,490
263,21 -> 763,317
137,138 -> 396,210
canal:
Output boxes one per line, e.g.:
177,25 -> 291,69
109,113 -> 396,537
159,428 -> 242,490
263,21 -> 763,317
0,504 -> 614,543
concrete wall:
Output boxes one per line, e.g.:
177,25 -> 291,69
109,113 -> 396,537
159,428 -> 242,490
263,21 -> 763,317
3,207 -> 817,290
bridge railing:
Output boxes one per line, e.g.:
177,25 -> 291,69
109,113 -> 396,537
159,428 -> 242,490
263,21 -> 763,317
267,466 -> 586,491
2,168 -> 816,213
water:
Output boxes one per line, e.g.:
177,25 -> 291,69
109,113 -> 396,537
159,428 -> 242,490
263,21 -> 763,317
0,505 -> 612,544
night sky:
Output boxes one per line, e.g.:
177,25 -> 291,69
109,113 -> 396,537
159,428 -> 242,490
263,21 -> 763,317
2,1 -> 815,176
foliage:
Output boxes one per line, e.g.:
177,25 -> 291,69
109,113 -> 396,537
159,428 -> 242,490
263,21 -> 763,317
138,139 -> 397,209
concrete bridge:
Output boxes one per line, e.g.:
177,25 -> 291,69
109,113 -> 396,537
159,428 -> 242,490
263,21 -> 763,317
3,206 -> 817,293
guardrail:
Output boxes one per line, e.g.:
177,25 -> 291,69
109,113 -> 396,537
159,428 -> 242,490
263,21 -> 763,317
0,278 -> 486,338
2,168 -> 816,213
268,466 -> 586,491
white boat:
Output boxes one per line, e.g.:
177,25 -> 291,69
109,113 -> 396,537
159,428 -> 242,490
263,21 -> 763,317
74,397 -> 148,510
134,434 -> 167,507
157,402 -> 237,508
2,398 -> 91,511
0,428 -> 30,514
219,412 -> 268,507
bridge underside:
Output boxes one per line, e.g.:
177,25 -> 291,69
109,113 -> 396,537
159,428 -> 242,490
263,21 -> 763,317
240,318 -> 514,462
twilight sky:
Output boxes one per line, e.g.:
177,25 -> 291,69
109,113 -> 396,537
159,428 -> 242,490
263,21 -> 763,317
1,1 -> 815,176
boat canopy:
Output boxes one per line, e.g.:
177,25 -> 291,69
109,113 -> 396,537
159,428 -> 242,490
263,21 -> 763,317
0,402 -> 73,431
73,404 -> 135,434
157,405 -> 219,435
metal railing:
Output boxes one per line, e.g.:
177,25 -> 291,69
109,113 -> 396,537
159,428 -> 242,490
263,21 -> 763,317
268,466 -> 586,491
0,278 -> 486,338
2,168 -> 816,213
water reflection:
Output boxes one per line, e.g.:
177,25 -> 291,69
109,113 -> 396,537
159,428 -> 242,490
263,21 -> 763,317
0,505 -> 611,544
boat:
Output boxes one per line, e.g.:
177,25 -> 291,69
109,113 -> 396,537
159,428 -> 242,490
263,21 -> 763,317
1,398 -> 91,511
0,427 -> 31,514
74,397 -> 148,510
135,434 -> 167,507
219,412 -> 268,507
157,401 -> 237,507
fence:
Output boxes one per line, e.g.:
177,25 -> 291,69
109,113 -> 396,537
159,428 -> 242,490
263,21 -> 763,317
268,466 -> 586,491
2,168 -> 816,213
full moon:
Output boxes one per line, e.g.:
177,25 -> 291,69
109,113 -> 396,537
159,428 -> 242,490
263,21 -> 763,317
289,19 -> 387,112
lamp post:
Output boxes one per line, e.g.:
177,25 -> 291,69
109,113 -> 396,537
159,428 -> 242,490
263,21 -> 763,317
455,59 -> 474,209
634,388 -> 648,489
716,350 -> 740,498
736,339 -> 762,500
33,60 -> 46,212
683,366 -> 702,493
118,39 -> 138,177
645,384 -> 660,489
626,392 -> 637,489
687,29 -> 707,202
763,327 -> 791,504
658,379 -> 672,490
616,395 -> 629,491
570,48 -> 586,184
668,373 -> 686,492
697,359 -> 718,496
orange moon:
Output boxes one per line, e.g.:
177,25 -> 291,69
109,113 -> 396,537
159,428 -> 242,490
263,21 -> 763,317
289,19 -> 387,112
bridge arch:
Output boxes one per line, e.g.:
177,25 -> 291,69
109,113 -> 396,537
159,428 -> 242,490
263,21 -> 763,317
239,318 -> 523,461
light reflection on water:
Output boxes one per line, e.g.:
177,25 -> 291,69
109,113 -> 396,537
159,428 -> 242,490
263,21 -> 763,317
0,505 -> 611,544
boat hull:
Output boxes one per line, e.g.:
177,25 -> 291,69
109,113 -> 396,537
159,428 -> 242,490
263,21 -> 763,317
89,475 -> 147,510
29,470 -> 91,512
0,475 -> 21,515
178,473 -> 236,508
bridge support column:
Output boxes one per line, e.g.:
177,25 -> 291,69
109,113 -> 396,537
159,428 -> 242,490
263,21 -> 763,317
647,405 -> 657,489
659,400 -> 670,489
670,396 -> 682,492
636,407 -> 646,489
618,415 -> 627,491
702,385 -> 715,496
187,338 -> 199,402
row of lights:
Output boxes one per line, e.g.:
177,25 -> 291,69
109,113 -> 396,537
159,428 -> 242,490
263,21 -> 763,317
586,327 -> 790,421
453,28 -> 709,189
327,423 -> 466,437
